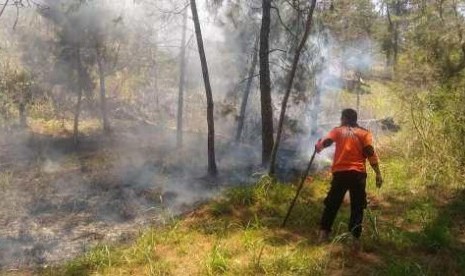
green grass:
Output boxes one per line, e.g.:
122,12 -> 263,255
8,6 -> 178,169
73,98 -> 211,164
0,170 -> 13,191
204,242 -> 231,275
379,258 -> 427,276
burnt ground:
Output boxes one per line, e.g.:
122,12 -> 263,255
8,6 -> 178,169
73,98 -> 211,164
0,123 -> 264,270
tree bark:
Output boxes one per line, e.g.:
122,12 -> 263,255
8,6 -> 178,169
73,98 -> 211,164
269,0 -> 317,176
259,0 -> 274,166
190,0 -> 218,177
96,47 -> 110,133
236,34 -> 259,142
177,7 -> 188,148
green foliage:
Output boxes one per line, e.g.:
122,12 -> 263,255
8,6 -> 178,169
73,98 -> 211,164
380,259 -> 426,276
392,0 -> 465,190
0,64 -> 36,124
420,217 -> 452,251
204,243 -> 231,275
61,244 -> 120,275
253,247 -> 327,276
225,186 -> 257,206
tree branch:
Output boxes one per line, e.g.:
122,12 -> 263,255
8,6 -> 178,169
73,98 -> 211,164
268,48 -> 286,54
0,0 -> 10,18
271,5 -> 298,39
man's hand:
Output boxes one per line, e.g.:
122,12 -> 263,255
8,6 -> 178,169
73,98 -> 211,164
376,173 -> 383,188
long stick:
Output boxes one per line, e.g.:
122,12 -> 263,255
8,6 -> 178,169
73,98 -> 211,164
281,149 -> 317,227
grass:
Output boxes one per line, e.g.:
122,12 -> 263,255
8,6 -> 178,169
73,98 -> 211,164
28,118 -> 101,137
0,170 -> 14,191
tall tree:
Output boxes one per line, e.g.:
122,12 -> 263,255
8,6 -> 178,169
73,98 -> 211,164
269,0 -> 317,176
190,0 -> 218,176
40,1 -> 96,145
74,47 -> 85,145
95,45 -> 110,133
177,7 -> 188,148
259,0 -> 274,166
236,33 -> 259,142
383,0 -> 409,70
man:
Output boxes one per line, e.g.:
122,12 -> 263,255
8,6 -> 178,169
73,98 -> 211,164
315,108 -> 383,246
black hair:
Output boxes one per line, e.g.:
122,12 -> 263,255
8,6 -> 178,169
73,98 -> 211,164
341,108 -> 358,126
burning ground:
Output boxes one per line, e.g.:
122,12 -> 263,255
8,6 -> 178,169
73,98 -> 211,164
0,121 -> 263,270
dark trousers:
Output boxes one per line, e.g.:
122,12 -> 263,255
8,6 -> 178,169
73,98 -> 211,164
320,171 -> 367,238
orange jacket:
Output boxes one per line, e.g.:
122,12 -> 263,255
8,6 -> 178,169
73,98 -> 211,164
316,125 -> 379,173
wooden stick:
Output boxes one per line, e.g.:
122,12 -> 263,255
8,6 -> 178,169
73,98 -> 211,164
281,149 -> 317,227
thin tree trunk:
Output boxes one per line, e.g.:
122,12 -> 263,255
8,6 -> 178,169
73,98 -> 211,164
0,0 -> 9,18
259,0 -> 274,167
236,34 -> 259,142
393,21 -> 399,71
310,83 -> 321,135
152,31 -> 160,110
392,0 -> 401,70
177,7 -> 188,148
190,0 -> 218,177
385,2 -> 394,67
385,1 -> 399,69
269,0 -> 317,176
19,102 -> 26,127
73,88 -> 82,146
74,48 -> 83,146
96,47 -> 110,133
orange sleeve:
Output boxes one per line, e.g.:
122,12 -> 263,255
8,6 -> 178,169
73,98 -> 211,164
327,128 -> 339,142
315,128 -> 339,152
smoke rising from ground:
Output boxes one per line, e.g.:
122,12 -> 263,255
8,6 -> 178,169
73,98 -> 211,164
0,0 -> 392,269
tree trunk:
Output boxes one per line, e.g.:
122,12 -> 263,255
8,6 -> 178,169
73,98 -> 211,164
236,34 -> 259,142
18,102 -> 27,127
259,0 -> 274,167
269,0 -> 317,176
73,88 -> 82,146
74,48 -> 83,146
0,0 -> 9,18
96,47 -> 110,133
310,84 -> 321,136
177,8 -> 188,148
392,0 -> 401,70
392,21 -> 399,71
386,1 -> 399,70
152,30 -> 160,111
190,0 -> 218,177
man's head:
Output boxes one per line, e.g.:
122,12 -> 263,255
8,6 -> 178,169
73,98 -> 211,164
341,108 -> 357,126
